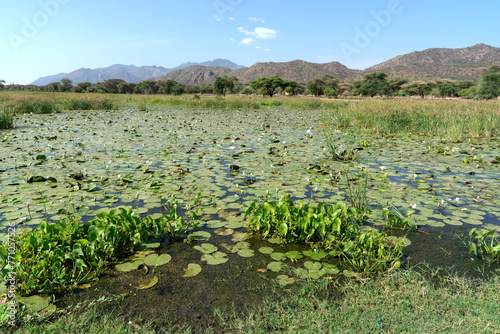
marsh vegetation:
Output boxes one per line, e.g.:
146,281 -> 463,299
1,91 -> 499,332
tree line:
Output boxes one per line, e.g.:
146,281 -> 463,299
2,65 -> 499,99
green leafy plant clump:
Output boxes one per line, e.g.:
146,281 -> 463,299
469,228 -> 500,265
245,194 -> 403,273
0,205 -> 198,295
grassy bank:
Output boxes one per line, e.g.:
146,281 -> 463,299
223,266 -> 500,333
9,266 -> 500,333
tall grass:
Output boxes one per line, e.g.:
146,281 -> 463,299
338,99 -> 500,141
0,108 -> 14,129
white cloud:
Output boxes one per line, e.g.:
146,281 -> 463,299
228,17 -> 235,21
240,38 -> 256,45
265,48 -> 271,52
237,27 -> 278,40
249,17 -> 265,23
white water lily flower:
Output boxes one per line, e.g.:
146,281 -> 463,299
380,166 -> 386,171
455,197 -> 460,202
412,173 -> 418,178
411,204 -> 417,209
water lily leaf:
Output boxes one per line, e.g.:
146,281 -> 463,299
304,261 -> 322,271
237,248 -> 255,258
270,252 -> 287,261
276,274 -> 295,286
285,251 -> 303,260
115,259 -> 144,272
188,231 -> 211,241
267,261 -> 284,272
183,263 -> 202,277
143,253 -> 172,266
258,246 -> 274,254
136,276 -> 159,290
201,251 -> 228,265
214,228 -> 234,236
302,250 -> 327,260
321,263 -> 340,275
193,243 -> 218,254
231,232 -> 251,242
267,237 -> 284,244
17,295 -> 50,313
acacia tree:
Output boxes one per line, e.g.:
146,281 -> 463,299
213,75 -> 238,96
401,80 -> 436,98
477,72 -> 500,99
250,76 -> 286,97
358,72 -> 391,97
60,78 -> 73,92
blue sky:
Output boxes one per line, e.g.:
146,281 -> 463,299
1,0 -> 499,84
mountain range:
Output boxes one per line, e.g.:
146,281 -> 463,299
31,59 -> 245,86
31,44 -> 500,85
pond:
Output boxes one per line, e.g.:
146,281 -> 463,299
1,106 -> 499,329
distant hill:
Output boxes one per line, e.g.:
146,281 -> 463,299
31,64 -> 170,86
228,60 -> 359,83
361,43 -> 500,81
154,66 -> 233,84
31,59 -> 245,85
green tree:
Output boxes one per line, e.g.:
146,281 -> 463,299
59,78 -> 73,92
101,79 -> 126,93
389,77 -> 409,95
118,82 -> 136,94
358,72 -> 391,97
434,82 -> 457,97
0,79 -> 5,90
250,76 -> 286,97
48,82 -> 62,92
213,75 -> 238,96
401,80 -> 436,98
324,88 -> 337,97
306,78 -> 324,97
477,72 -> 500,99
77,82 -> 93,91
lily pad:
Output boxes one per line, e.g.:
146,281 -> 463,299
214,228 -> 234,236
237,248 -> 255,258
267,261 -> 284,272
285,250 -> 303,260
270,252 -> 287,261
276,274 -> 295,286
188,231 -> 211,241
143,253 -> 172,267
201,251 -> 228,265
193,243 -> 218,254
302,249 -> 327,260
136,276 -> 159,290
183,263 -> 202,277
115,259 -> 144,272
258,246 -> 274,254
17,295 -> 50,313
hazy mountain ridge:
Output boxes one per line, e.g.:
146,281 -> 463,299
31,44 -> 500,85
153,66 -> 233,84
31,59 -> 245,85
